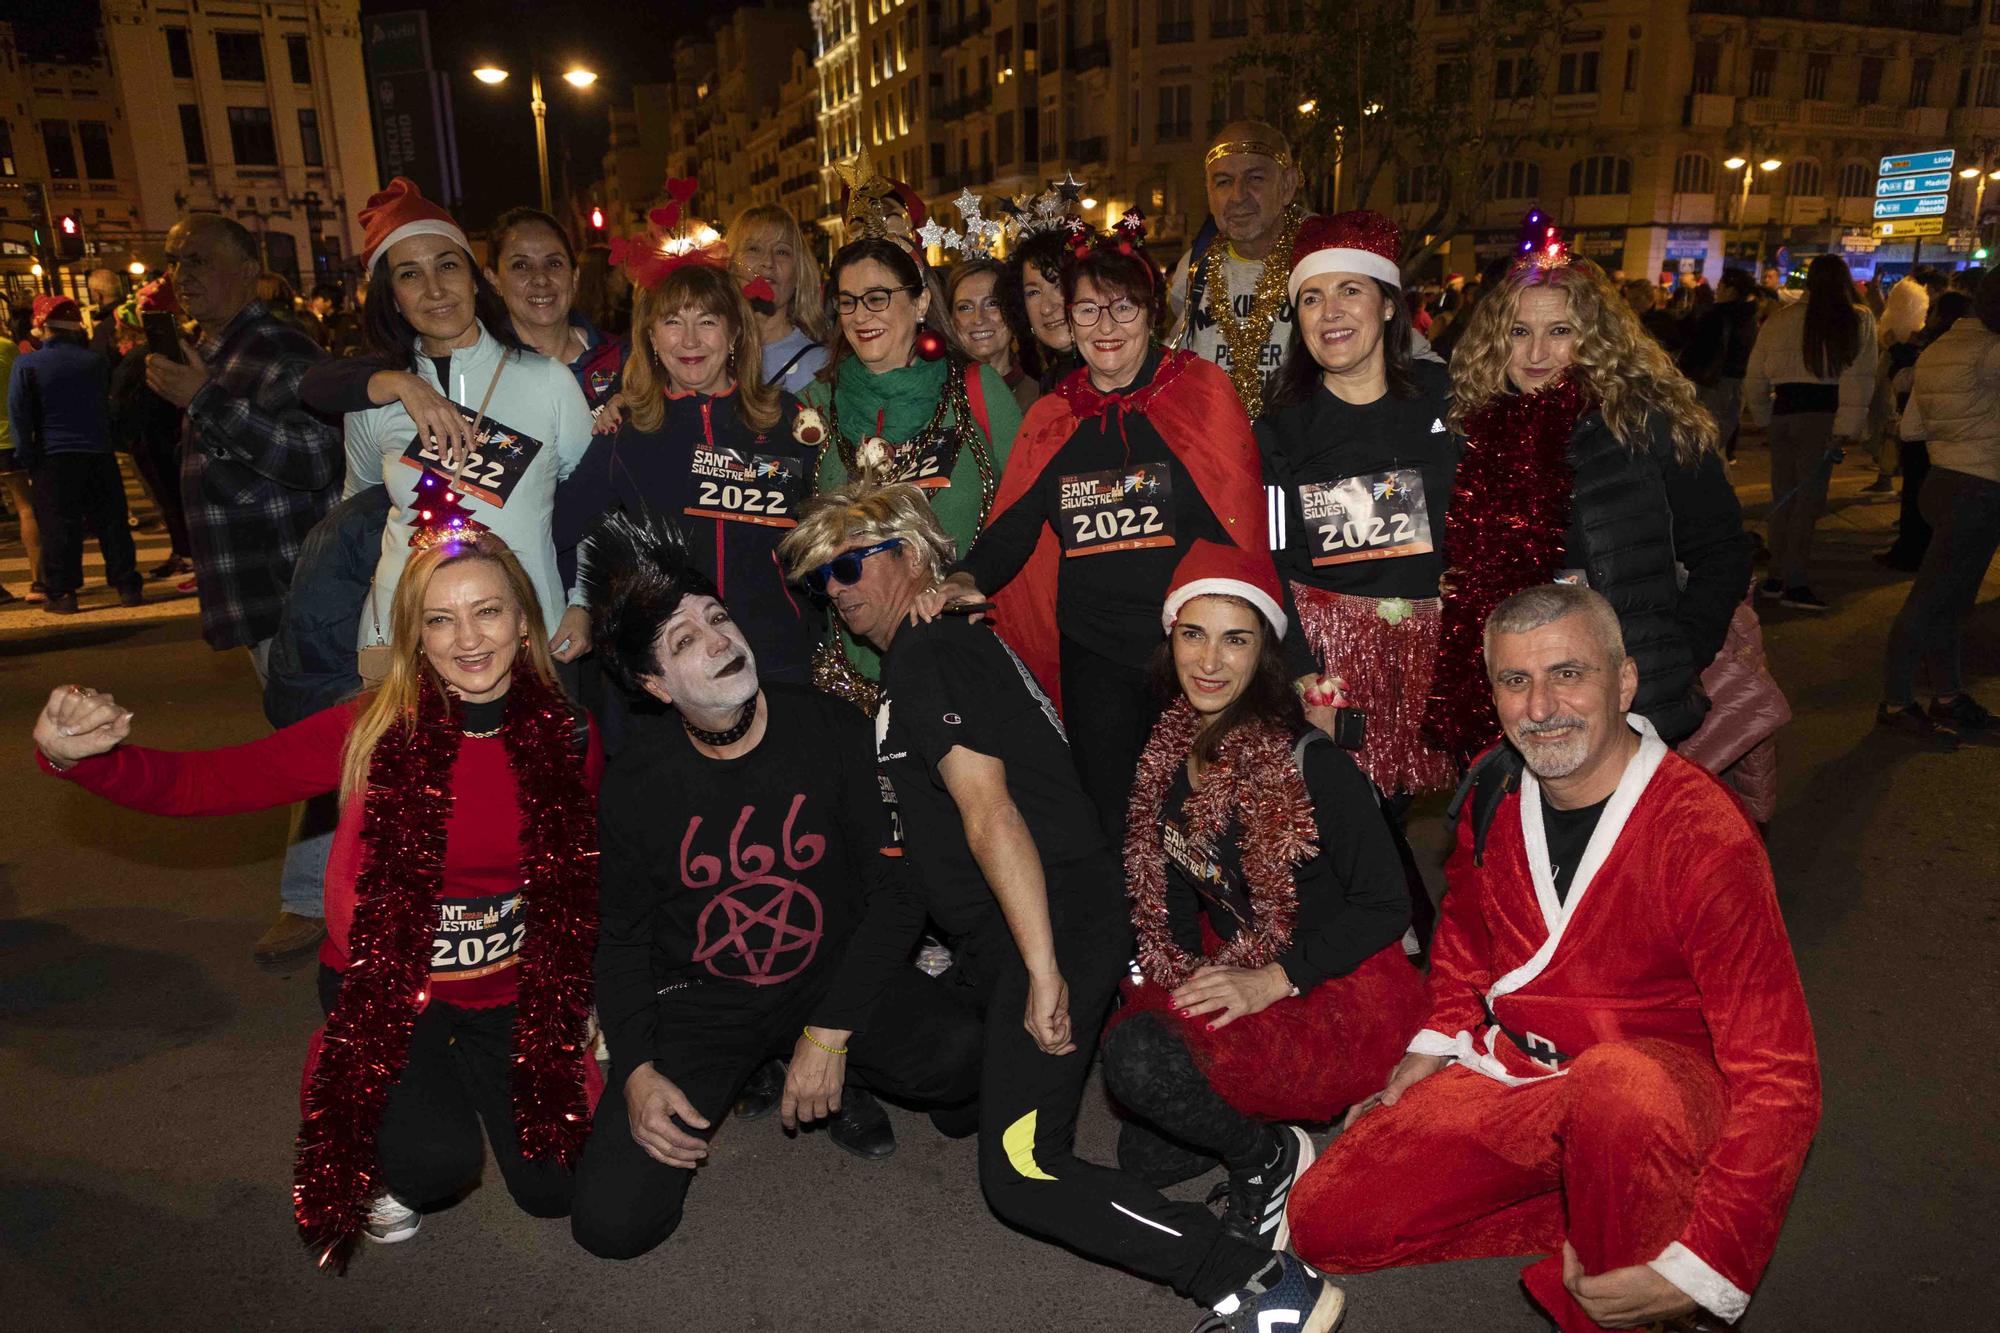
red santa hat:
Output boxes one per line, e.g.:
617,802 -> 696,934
1288,209 -> 1403,303
1161,540 -> 1288,640
32,295 -> 84,330
359,176 -> 471,272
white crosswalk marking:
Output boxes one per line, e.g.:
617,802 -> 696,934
2,455 -> 201,622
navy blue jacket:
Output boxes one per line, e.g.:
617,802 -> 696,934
263,485 -> 392,729
7,339 -> 111,468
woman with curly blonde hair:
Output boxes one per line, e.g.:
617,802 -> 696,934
1423,253 -> 1753,764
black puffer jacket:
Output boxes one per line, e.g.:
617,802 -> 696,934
1565,409 -> 1752,743
263,485 -> 391,728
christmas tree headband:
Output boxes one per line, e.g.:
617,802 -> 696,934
836,150 -> 928,259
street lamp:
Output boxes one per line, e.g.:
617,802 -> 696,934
1726,153 -> 1781,279
127,260 -> 145,277
472,63 -> 599,214
1959,162 -> 2000,255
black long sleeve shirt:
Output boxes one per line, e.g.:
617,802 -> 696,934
1161,731 -> 1410,991
593,685 -> 922,1087
958,348 -> 1227,668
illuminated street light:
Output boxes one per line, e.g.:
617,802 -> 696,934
30,262 -> 43,277
127,260 -> 145,276
474,62 -> 599,213
1080,195 -> 1099,210
1961,166 -> 1982,179
1724,156 -> 1747,170
1759,158 -> 1782,172
1298,98 -> 1317,115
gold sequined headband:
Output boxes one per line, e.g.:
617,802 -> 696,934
1206,138 -> 1293,168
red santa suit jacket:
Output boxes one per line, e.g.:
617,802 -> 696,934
1409,718 -> 1820,1320
986,349 -> 1267,712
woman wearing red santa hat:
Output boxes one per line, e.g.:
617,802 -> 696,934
1259,210 -> 1459,800
31,532 -> 601,1268
930,216 -> 1268,841
305,177 -> 597,680
1098,539 -> 1425,1251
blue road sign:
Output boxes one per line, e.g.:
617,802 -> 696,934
1874,194 -> 1951,219
1879,149 -> 1954,177
1877,171 -> 1955,198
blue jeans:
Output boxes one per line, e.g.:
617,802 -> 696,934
1884,467 -> 2000,703
279,793 -> 338,917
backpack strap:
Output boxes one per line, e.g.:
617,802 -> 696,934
1441,745 -> 1525,868
1290,726 -> 1331,773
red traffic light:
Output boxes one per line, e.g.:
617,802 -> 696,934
588,206 -> 605,230
59,215 -> 79,235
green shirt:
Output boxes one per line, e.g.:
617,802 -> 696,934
805,353 -> 1022,679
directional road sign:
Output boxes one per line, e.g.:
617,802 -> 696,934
1879,149 -> 1955,177
1875,194 -> 1951,219
1873,217 -> 1946,239
1877,171 -> 1955,198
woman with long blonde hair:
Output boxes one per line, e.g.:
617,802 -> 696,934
1423,253 -> 1753,765
554,258 -> 820,685
728,204 -> 831,394
32,532 -> 603,1266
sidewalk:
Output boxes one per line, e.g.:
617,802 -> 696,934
0,456 -> 200,634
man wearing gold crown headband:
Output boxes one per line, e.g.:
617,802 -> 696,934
1168,122 -> 1308,418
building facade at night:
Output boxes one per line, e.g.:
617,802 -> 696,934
0,1 -> 379,302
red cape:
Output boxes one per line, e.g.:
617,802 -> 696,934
987,349 -> 1269,712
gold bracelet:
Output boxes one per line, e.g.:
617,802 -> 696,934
801,1026 -> 848,1056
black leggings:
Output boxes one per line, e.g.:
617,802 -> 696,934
954,894 -> 1269,1307
1100,1011 -> 1271,1189
1058,636 -> 1162,843
316,965 -> 572,1217
570,964 -> 983,1260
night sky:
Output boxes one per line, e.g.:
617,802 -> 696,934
0,0 -> 742,232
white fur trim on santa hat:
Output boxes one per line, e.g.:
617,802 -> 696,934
368,218 -> 473,271
1288,247 -> 1402,302
1162,578 -> 1288,640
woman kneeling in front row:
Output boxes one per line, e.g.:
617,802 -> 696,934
1100,541 -> 1427,1249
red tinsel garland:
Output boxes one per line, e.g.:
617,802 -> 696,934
1420,374 -> 1591,767
292,669 -> 597,1270
1124,699 -> 1320,989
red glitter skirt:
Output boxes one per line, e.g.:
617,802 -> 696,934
1291,583 -> 1456,795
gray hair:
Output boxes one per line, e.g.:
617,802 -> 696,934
1481,583 -> 1626,663
172,212 -> 260,262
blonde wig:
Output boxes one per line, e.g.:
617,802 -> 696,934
339,533 -> 558,800
778,480 -> 958,586
622,263 -> 780,434
728,204 -> 832,344
1448,259 -> 1718,465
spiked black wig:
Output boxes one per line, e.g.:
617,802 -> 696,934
576,509 -> 720,693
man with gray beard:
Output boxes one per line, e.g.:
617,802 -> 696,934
1287,584 -> 1820,1333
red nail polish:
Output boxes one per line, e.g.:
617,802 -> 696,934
1206,1022 -> 1218,1031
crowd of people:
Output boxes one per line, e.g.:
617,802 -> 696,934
20,113 -> 1994,1331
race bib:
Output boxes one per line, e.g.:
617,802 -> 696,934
428,892 -> 528,981
397,406 -> 545,509
1297,468 -> 1434,567
888,438 -> 955,491
684,445 -> 807,528
1057,464 -> 1176,557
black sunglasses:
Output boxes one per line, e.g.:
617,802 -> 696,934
803,538 -> 904,596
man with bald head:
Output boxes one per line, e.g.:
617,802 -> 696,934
149,211 -> 343,969
1287,584 -> 1820,1333
1168,120 -> 1306,417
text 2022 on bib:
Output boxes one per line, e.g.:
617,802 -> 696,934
685,446 -> 807,528
1057,464 -> 1176,557
1298,468 -> 1433,567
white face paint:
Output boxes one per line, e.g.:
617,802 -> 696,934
640,594 -> 760,717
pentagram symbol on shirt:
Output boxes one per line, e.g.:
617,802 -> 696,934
692,878 -> 823,985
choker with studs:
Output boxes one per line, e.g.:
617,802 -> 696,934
683,698 -> 757,747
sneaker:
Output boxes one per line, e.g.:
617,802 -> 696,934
1779,586 -> 1828,611
149,555 -> 192,579
1876,702 -> 1957,748
1862,473 -> 1896,495
1215,1125 -> 1315,1251
734,1058 -> 785,1121
44,592 -> 80,615
363,1193 -> 421,1244
175,574 -> 199,594
252,911 -> 327,972
1756,577 -> 1783,600
1194,1253 -> 1345,1333
117,584 -> 145,608
828,1085 -> 897,1160
1929,694 -> 1994,732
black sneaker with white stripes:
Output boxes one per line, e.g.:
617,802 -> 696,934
1215,1124 -> 1314,1251
1192,1252 -> 1345,1333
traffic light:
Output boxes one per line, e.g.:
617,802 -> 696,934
22,182 -> 49,251
1977,247 -> 1990,262
57,211 -> 85,262
587,205 -> 606,233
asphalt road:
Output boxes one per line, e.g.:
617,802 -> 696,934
2,446 -> 1995,1332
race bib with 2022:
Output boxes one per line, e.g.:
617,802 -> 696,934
1297,468 -> 1433,567
684,446 -> 808,528
397,406 -> 545,509
1057,464 -> 1176,557
428,892 -> 528,981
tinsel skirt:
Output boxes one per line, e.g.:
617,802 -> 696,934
1291,583 -> 1456,795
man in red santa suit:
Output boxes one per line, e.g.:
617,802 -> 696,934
1286,582 -> 1820,1332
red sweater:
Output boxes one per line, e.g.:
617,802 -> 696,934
40,700 -> 604,1010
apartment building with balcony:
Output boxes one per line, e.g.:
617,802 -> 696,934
1385,0 -> 1994,282
743,49 -> 824,229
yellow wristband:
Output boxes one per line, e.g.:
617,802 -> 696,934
801,1026 -> 848,1056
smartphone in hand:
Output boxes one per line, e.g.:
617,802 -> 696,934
142,311 -> 185,362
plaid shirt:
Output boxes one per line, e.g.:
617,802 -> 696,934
180,301 -> 342,650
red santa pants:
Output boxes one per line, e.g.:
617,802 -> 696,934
1288,1038 -> 1728,1333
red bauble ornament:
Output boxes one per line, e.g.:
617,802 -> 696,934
913,328 -> 947,361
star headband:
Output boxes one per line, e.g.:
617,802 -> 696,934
836,149 -> 928,258
918,189 -> 1005,259
999,172 -> 1090,242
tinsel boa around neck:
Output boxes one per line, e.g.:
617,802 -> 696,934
1124,699 -> 1320,988
1421,373 -> 1592,766
292,670 -> 597,1270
